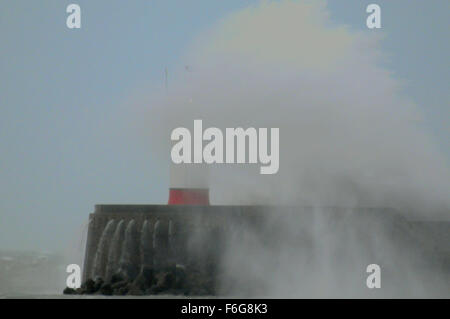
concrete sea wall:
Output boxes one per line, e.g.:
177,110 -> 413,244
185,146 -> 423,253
78,205 -> 450,296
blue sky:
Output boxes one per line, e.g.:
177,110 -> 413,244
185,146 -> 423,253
0,0 -> 448,251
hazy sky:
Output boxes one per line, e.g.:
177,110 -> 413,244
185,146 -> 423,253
0,0 -> 448,252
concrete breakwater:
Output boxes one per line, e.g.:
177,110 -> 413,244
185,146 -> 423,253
75,205 -> 270,296
68,205 -> 450,297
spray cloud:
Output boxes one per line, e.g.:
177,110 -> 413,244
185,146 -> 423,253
134,0 -> 450,297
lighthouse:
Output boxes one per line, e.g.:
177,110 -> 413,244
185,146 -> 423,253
165,65 -> 209,205
168,162 -> 210,205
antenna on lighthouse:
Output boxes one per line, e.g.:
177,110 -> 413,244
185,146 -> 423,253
185,65 -> 194,103
164,67 -> 168,94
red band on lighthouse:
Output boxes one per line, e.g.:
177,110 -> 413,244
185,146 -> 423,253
168,162 -> 210,205
168,188 -> 210,205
